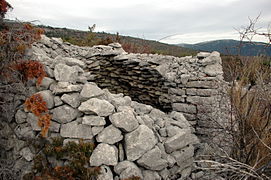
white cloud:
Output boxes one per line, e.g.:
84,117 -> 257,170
6,0 -> 271,44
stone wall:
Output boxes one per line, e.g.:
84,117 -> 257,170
0,35 -> 230,179
2,36 -> 201,179
30,35 -> 227,140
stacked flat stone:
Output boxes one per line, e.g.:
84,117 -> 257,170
10,41 -> 200,179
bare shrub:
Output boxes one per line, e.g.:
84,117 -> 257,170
195,16 -> 271,180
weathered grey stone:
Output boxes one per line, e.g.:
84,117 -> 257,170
166,125 -> 182,137
89,143 -> 118,166
109,42 -> 122,48
60,121 -> 93,139
114,161 -> 143,179
168,88 -> 185,95
14,124 -> 35,138
203,63 -> 223,76
111,96 -> 131,108
44,66 -> 55,78
80,82 -> 104,100
78,98 -> 115,116
46,121 -> 60,133
131,101 -> 153,115
26,113 -> 40,131
172,103 -> 197,114
159,128 -> 167,137
186,81 -> 215,89
109,109 -> 138,132
200,54 -> 220,65
52,105 -> 78,123
113,54 -> 130,61
180,74 -> 190,85
39,77 -> 55,90
52,37 -> 63,44
186,88 -> 217,96
61,93 -> 80,108
38,90 -> 54,109
39,35 -> 53,47
54,96 -> 63,106
58,57 -> 86,68
143,170 -> 161,180
140,115 -> 154,129
54,63 -> 78,83
169,111 -> 190,127
97,165 -> 113,180
15,110 -> 27,124
96,125 -> 123,144
187,96 -> 214,105
20,147 -> 34,161
76,75 -> 88,83
159,168 -> 170,180
125,125 -> 157,161
137,146 -> 168,170
164,129 -> 199,153
52,82 -> 82,94
171,145 -> 194,167
197,52 -> 211,58
82,116 -> 106,126
149,109 -> 167,121
92,126 -> 104,136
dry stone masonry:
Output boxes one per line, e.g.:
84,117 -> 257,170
31,35 -> 226,139
1,35 -> 229,179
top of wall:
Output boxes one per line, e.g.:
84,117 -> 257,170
31,35 -> 225,85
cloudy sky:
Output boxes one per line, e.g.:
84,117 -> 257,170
6,0 -> 271,44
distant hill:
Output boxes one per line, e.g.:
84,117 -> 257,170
3,19 -> 197,57
44,27 -> 197,57
177,39 -> 271,56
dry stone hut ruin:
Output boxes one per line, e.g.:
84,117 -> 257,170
0,35 -> 229,179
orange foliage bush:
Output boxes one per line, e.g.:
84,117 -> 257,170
12,60 -> 46,86
0,22 -> 44,76
25,94 -> 51,137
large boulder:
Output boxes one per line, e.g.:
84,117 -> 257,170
125,125 -> 157,161
54,63 -> 78,83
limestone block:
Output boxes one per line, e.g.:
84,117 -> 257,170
52,82 -> 82,94
143,170 -> 161,180
52,105 -> 78,123
78,98 -> 115,117
114,161 -> 143,179
82,116 -> 106,126
80,82 -> 104,100
109,109 -> 139,132
97,165 -> 113,180
60,121 -> 93,139
54,63 -> 78,83
137,146 -> 168,170
172,103 -> 197,114
89,143 -> 118,166
164,129 -> 199,153
61,93 -> 80,108
96,125 -> 123,144
125,125 -> 157,161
